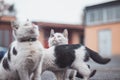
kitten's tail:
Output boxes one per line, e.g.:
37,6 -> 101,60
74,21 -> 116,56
86,47 -> 111,64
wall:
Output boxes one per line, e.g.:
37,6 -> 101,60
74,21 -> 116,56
38,28 -> 45,47
85,22 -> 120,55
71,31 -> 80,44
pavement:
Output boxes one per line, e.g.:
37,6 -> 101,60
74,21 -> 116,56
41,56 -> 120,80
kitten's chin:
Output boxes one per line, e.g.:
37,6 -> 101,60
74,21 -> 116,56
51,40 -> 66,46
52,42 -> 63,46
52,43 -> 58,46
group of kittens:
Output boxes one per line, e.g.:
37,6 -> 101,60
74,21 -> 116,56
0,20 -> 111,80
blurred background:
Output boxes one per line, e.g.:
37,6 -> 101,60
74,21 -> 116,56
0,0 -> 120,79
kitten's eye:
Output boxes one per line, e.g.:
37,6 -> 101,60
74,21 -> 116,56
16,27 -> 18,29
51,34 -> 54,37
14,24 -> 19,29
24,23 -> 29,26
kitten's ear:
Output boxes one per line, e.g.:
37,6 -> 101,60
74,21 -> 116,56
63,29 -> 68,38
24,19 -> 32,26
50,29 -> 54,37
11,21 -> 19,30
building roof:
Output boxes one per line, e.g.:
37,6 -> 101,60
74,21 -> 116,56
85,1 -> 120,10
34,22 -> 83,30
0,16 -> 16,22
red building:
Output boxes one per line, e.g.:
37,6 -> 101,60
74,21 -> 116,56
0,16 -> 16,47
34,22 -> 84,48
0,18 -> 84,48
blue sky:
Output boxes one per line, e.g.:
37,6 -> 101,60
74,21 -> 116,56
6,0 -> 113,24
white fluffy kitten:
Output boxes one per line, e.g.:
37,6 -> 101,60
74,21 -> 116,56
0,20 -> 44,80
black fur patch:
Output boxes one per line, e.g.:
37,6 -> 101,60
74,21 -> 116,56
76,72 -> 83,78
2,58 -> 10,70
0,51 -> 5,62
84,52 -> 89,62
76,69 -> 96,78
90,70 -> 96,77
76,65 -> 90,78
7,46 -> 11,61
16,70 -> 21,80
13,47 -> 17,55
87,64 -> 90,69
54,44 -> 81,68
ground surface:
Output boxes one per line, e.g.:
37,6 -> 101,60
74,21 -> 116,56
41,56 -> 120,80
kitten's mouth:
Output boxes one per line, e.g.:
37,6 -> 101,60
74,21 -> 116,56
52,40 -> 58,43
52,40 -> 62,45
18,37 -> 37,42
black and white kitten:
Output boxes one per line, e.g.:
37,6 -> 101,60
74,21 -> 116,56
48,29 -> 77,80
0,20 -> 44,80
48,29 -> 97,80
42,41 -> 111,80
48,29 -> 68,47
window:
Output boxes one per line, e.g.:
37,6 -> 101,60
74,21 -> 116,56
106,8 -> 113,21
4,30 -> 9,47
86,9 -> 104,25
106,6 -> 120,22
86,11 -> 96,25
115,6 -> 120,20
89,12 -> 95,23
86,9 -> 103,25
0,31 -> 3,46
86,5 -> 120,26
97,9 -> 103,22
0,30 -> 12,47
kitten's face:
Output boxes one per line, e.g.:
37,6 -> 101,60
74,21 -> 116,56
11,20 -> 39,41
48,29 -> 68,47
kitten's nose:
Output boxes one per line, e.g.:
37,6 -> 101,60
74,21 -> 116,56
29,29 -> 34,34
54,37 -> 56,40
